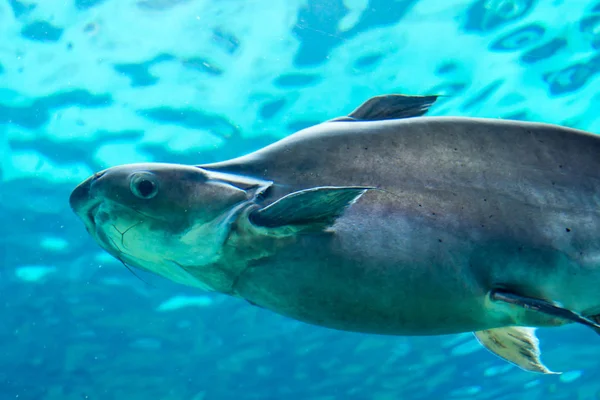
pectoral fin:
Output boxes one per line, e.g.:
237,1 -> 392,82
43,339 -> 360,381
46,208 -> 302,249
474,327 -> 558,374
250,186 -> 372,228
329,94 -> 439,122
490,289 -> 600,335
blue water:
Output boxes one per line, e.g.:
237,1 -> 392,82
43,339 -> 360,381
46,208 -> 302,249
1,0 -> 600,399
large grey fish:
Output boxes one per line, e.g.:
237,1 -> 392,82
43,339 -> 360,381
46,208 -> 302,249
70,94 -> 600,374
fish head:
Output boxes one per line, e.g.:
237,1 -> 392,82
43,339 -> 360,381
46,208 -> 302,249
69,162 -> 270,290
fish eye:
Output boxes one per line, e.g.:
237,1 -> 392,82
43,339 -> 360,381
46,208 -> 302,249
130,172 -> 159,199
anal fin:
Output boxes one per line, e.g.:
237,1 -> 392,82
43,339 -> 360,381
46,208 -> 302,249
474,327 -> 559,374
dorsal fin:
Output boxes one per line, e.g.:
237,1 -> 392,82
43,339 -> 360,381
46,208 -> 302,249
330,94 -> 439,122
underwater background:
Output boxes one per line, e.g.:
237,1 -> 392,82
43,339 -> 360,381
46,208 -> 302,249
1,0 -> 600,399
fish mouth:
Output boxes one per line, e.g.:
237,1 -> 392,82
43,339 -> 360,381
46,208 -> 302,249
72,199 -> 101,237
75,200 -> 124,258
70,172 -> 104,233
85,203 -> 100,229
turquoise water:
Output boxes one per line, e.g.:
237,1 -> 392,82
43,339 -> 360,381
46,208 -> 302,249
1,0 -> 600,399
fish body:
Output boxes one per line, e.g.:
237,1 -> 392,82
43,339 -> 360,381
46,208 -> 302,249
70,95 -> 600,373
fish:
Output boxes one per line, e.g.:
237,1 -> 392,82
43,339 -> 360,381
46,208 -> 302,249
70,94 -> 600,374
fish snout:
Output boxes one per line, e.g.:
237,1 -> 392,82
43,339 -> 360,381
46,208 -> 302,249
69,171 -> 105,224
69,177 -> 92,213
